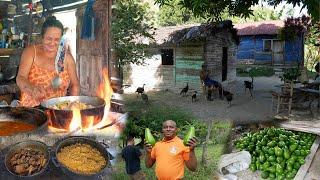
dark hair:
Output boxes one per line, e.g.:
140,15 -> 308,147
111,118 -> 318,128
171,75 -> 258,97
126,134 -> 134,142
41,16 -> 64,37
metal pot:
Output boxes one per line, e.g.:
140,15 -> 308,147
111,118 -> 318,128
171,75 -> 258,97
40,96 -> 105,129
0,107 -> 48,136
2,66 -> 18,81
52,136 -> 112,178
4,140 -> 50,178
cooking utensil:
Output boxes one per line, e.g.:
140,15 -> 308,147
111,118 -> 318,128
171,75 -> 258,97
52,136 -> 112,178
40,96 -> 105,129
52,35 -> 66,89
5,140 -> 50,178
0,107 -> 48,136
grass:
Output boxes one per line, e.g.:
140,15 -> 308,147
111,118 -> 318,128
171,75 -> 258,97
112,144 -> 225,180
115,94 -> 233,179
236,66 -> 275,77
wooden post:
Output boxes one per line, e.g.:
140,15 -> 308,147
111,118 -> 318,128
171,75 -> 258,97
201,121 -> 213,165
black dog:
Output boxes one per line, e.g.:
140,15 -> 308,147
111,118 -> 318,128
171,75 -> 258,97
244,80 -> 253,98
223,90 -> 233,106
191,91 -> 197,102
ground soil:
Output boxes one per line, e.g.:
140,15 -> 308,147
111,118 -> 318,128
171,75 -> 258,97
125,76 -> 285,124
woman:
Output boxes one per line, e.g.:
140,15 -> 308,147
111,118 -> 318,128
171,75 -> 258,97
16,16 -> 80,107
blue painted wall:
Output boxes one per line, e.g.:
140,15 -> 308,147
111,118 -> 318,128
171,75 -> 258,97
236,35 -> 303,64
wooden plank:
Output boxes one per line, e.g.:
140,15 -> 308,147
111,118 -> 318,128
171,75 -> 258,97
277,120 -> 320,135
294,136 -> 320,180
304,146 -> 320,179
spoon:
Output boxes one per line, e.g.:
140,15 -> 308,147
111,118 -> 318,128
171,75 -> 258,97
52,75 -> 62,89
51,36 -> 66,89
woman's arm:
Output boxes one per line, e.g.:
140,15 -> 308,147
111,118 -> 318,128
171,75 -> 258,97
16,45 -> 44,99
66,53 -> 80,95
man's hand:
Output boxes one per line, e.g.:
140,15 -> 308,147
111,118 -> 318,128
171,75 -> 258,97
186,137 -> 198,151
144,142 -> 155,168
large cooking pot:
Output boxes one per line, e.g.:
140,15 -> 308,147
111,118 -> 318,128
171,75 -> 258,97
0,107 -> 48,136
52,136 -> 112,179
0,66 -> 18,82
40,96 -> 105,129
4,140 -> 50,178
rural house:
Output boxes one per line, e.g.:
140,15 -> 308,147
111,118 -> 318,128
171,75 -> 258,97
124,21 -> 239,93
234,20 -> 304,65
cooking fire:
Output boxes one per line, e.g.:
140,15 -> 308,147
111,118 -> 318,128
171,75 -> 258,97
46,68 -> 126,136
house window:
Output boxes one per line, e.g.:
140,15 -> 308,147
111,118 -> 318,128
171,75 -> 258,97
263,40 -> 272,52
161,49 -> 174,65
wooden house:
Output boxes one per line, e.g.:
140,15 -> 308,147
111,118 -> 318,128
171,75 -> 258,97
234,20 -> 304,65
123,21 -> 239,93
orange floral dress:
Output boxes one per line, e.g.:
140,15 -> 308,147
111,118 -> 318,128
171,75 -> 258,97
20,47 -> 70,107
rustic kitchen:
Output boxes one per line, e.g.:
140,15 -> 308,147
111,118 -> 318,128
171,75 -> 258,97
0,0 -> 125,179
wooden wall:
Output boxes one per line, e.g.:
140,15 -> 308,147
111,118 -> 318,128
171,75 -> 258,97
76,0 -> 112,96
175,45 -> 204,91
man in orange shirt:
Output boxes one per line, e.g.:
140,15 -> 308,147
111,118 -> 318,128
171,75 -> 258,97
145,120 -> 198,180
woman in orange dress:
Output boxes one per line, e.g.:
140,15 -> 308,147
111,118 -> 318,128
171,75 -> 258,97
16,16 -> 80,107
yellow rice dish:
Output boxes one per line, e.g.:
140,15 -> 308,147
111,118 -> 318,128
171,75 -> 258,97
51,101 -> 94,110
57,143 -> 107,174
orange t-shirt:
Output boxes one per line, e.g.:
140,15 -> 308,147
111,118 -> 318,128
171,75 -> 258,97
151,136 -> 190,180
20,46 -> 70,107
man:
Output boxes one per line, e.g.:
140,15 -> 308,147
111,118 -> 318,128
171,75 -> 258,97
145,120 -> 198,180
199,64 -> 223,99
122,135 -> 145,180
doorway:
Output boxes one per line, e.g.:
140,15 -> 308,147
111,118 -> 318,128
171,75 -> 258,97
222,47 -> 228,81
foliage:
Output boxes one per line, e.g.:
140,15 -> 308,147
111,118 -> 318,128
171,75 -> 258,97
121,97 -> 208,145
157,3 -> 285,26
304,21 -> 320,71
112,142 -> 225,179
157,0 -> 206,26
280,68 -> 301,81
112,0 -> 155,66
278,16 -> 312,42
236,66 -> 275,77
154,0 -> 320,22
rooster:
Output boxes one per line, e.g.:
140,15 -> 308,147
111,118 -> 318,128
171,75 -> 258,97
180,83 -> 189,96
244,77 -> 253,98
136,84 -> 146,97
223,90 -> 233,107
191,91 -> 197,102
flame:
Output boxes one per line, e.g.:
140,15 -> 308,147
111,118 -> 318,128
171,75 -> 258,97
97,68 -> 113,112
49,67 -> 121,134
69,108 -> 82,131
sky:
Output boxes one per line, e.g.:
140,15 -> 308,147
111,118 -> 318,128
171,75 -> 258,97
261,1 -> 309,19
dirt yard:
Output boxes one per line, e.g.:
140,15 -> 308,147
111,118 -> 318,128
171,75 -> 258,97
124,76 -> 289,124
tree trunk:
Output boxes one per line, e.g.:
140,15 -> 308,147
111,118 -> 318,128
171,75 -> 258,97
201,121 -> 213,165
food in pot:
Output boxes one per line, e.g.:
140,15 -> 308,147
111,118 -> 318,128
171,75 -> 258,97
57,143 -> 106,174
0,121 -> 36,136
50,100 -> 94,110
9,148 -> 47,176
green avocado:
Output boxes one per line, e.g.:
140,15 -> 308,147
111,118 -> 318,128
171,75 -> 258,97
183,126 -> 195,146
145,128 -> 156,146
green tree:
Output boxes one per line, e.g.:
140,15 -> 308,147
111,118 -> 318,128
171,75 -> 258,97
157,0 -> 206,26
157,2 -> 285,26
111,0 -> 155,81
155,0 -> 320,22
